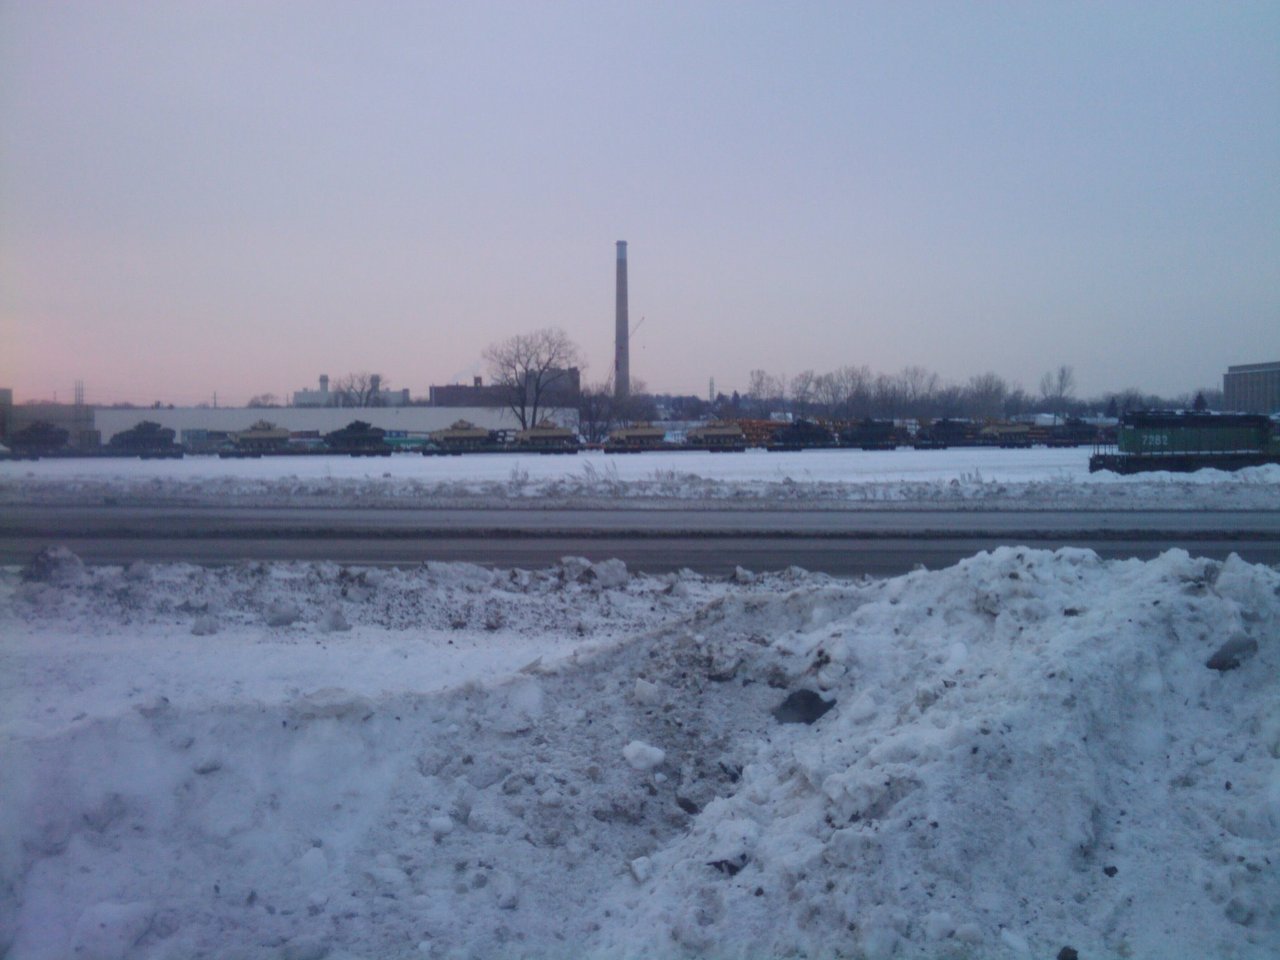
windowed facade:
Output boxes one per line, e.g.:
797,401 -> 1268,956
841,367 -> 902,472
1224,362 -> 1280,414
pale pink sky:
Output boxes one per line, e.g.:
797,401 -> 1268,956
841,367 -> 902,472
2,1 -> 1277,406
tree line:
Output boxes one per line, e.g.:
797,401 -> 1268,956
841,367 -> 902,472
576,361 -> 1224,442
90,328 -> 1221,434
652,364 -> 1220,426
479,328 -> 1225,442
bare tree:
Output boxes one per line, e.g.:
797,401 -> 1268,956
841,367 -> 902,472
933,384 -> 966,418
1039,365 -> 1076,423
482,327 -> 583,429
246,393 -> 280,408
845,366 -> 874,418
789,370 -> 816,418
746,369 -> 785,416
577,380 -> 616,444
334,372 -> 388,408
897,366 -> 940,415
812,371 -> 841,418
871,373 -> 902,418
814,365 -> 871,420
616,378 -> 657,424
1003,386 -> 1031,419
965,372 -> 1008,420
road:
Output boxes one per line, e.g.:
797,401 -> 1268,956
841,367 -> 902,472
3,504 -> 1278,575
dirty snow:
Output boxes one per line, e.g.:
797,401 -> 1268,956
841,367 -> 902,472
3,544 -> 1278,959
2,448 -> 1279,510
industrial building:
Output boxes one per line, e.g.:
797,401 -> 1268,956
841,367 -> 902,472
292,374 -> 410,408
429,369 -> 581,408
1223,361 -> 1280,414
429,377 -> 518,408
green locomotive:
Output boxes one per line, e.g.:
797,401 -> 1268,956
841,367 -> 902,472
1089,411 -> 1280,473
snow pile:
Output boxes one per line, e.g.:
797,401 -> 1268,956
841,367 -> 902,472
589,548 -> 1280,959
3,451 -> 1278,510
2,549 -> 1277,959
0,556 -> 736,732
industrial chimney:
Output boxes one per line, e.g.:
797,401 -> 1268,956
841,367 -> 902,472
615,240 -> 629,400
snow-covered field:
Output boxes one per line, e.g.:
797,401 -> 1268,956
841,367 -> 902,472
3,447 -> 1279,509
2,454 -> 1278,958
3,544 -> 1278,959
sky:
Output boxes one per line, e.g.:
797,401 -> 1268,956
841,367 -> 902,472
1,1 -> 1277,407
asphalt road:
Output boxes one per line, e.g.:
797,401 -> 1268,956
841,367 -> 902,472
3,505 -> 1278,575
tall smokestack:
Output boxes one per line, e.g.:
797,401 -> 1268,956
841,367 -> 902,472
615,240 -> 630,400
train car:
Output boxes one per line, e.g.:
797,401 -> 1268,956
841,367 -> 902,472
604,423 -> 669,453
913,418 -> 981,449
607,423 -> 669,452
1046,418 -> 1101,447
978,422 -> 1033,448
513,420 -> 580,454
685,421 -> 747,452
1089,411 -> 1280,473
224,422 -> 291,457
426,420 -> 503,455
324,420 -> 392,457
838,419 -> 903,450
766,419 -> 837,451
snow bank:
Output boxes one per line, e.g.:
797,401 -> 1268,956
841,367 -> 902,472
3,449 -> 1278,510
2,549 -> 1277,959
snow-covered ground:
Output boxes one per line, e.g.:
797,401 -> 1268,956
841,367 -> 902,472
3,447 -> 1279,509
3,455 -> 1278,957
3,543 -> 1278,959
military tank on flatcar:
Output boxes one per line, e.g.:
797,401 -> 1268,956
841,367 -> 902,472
913,418 -> 981,449
513,420 -> 580,454
604,423 -> 669,453
685,421 -> 747,452
767,419 -> 838,451
838,419 -> 903,450
324,420 -> 392,457
427,420 -> 502,455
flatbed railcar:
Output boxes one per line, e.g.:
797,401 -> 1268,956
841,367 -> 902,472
838,419 -> 905,450
604,424 -> 671,453
766,419 -> 839,451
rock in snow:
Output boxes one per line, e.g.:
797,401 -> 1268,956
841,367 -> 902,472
1207,634 -> 1259,671
771,688 -> 835,724
21,545 -> 85,585
264,599 -> 302,627
190,613 -> 218,636
1,545 -> 1277,959
622,740 -> 666,770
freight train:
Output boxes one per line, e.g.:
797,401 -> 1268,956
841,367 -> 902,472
1088,411 -> 1280,474
4,415 -> 1123,460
